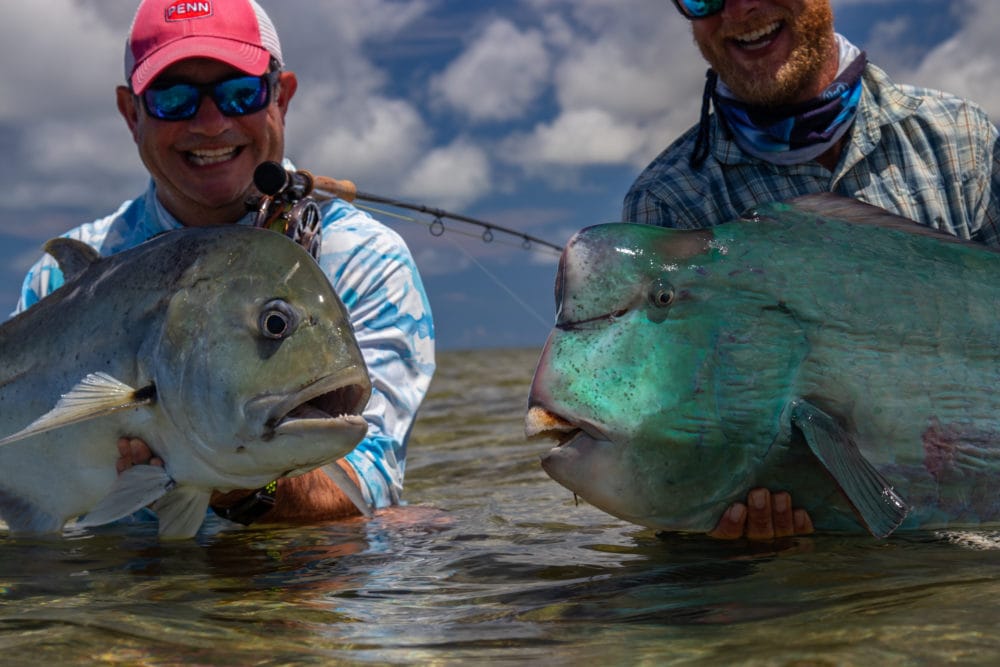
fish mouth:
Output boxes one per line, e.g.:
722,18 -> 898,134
263,368 -> 372,438
525,405 -> 606,447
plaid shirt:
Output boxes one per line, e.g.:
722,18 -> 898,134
622,63 -> 1000,246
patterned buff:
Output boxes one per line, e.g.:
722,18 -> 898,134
713,40 -> 867,166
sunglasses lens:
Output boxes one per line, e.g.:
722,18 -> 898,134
142,74 -> 273,121
214,75 -> 270,116
144,83 -> 200,121
675,0 -> 725,19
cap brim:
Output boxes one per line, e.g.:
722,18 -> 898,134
130,36 -> 271,93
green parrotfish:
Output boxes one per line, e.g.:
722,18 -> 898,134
526,194 -> 1000,537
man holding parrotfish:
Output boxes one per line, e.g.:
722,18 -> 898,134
15,0 -> 435,528
625,0 -> 1000,538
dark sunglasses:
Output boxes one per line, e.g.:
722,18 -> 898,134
141,70 -> 280,121
672,0 -> 725,20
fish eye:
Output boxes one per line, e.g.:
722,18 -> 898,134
259,299 -> 299,340
648,281 -> 675,308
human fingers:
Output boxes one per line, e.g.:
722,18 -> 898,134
793,509 -> 814,535
116,437 -> 132,473
115,436 -> 163,473
771,491 -> 796,537
708,502 -> 748,540
744,488 -> 776,541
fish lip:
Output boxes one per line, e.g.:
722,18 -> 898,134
259,367 -> 372,437
554,422 -> 606,449
525,405 -> 608,446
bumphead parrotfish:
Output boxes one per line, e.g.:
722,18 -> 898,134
526,194 -> 1000,537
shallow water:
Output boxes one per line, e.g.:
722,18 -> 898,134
3,348 -> 1000,665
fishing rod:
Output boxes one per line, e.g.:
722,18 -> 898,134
249,161 -> 558,331
249,161 -> 564,254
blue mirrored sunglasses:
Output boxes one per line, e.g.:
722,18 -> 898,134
141,71 -> 280,121
672,0 -> 725,20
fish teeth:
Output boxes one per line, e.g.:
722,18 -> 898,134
735,21 -> 780,44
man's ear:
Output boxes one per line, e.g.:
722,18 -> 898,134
116,85 -> 140,142
275,71 -> 298,121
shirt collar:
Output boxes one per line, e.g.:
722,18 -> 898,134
710,62 -> 923,169
144,180 -> 257,233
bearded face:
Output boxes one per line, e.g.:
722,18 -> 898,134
692,0 -> 837,105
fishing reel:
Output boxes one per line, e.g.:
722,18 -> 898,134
249,161 -> 323,260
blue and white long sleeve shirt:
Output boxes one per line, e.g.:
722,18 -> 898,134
16,180 -> 435,510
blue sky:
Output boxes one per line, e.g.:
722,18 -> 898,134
0,0 -> 985,349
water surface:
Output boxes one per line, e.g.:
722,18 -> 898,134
2,348 -> 999,665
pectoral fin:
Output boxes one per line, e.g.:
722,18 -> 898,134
151,487 -> 211,539
77,464 -> 175,528
0,373 -> 155,446
323,462 -> 373,518
790,400 -> 908,537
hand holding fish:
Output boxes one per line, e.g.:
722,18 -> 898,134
115,437 -> 366,523
116,437 -> 163,473
220,462 -> 366,523
709,489 -> 814,541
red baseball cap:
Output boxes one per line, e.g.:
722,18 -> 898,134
125,0 -> 284,93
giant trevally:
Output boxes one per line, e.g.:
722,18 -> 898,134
526,194 -> 1000,538
0,226 -> 372,539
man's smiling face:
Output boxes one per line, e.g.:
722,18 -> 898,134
692,0 -> 837,105
119,58 -> 296,227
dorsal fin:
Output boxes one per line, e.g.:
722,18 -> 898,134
43,237 -> 100,282
749,193 -> 995,249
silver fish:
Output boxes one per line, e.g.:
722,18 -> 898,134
527,194 -> 1000,537
0,226 -> 371,538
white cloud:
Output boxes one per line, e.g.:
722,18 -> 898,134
431,18 -> 550,122
490,0 -> 704,175
266,0 -> 433,55
0,1 -> 141,211
0,1 -> 128,121
501,108 -> 648,167
401,141 -> 492,209
546,3 -> 698,121
17,117 -> 144,209
898,0 -> 1000,119
287,89 -> 429,193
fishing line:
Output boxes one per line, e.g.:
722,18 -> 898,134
350,190 -> 565,253
308,172 -> 564,252
441,232 -> 555,333
357,201 -> 555,333
264,164 -> 562,334
354,202 -> 563,254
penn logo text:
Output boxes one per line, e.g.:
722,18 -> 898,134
165,1 -> 213,21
